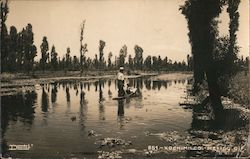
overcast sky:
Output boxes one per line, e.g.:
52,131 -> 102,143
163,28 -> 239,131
6,0 -> 249,62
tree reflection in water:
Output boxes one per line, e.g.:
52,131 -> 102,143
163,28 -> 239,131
108,79 -> 112,98
1,90 -> 37,156
98,80 -> 105,120
66,86 -> 70,102
41,85 -> 49,113
51,82 -> 58,103
79,90 -> 87,131
5,76 -> 245,158
117,99 -> 125,129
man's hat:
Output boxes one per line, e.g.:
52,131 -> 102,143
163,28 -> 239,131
119,67 -> 124,70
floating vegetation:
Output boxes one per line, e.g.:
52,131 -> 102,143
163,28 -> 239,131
96,138 -> 132,148
145,131 -> 185,143
88,130 -> 102,137
97,150 -> 122,159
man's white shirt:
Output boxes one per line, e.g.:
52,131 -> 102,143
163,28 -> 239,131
117,72 -> 124,80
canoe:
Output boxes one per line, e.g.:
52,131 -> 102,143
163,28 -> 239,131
112,92 -> 136,100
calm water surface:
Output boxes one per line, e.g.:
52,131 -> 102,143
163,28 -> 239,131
1,74 -> 248,158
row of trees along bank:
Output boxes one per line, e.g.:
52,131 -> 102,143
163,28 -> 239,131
1,0 -> 248,76
1,1 -> 190,74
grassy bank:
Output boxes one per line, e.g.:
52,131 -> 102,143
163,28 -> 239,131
228,72 -> 250,108
0,70 -> 117,82
0,70 -> 192,81
0,71 -> 191,96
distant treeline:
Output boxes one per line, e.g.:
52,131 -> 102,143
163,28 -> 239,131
1,25 -> 190,73
1,1 -> 189,73
1,1 -> 248,74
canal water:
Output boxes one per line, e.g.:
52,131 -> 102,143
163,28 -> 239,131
1,74 -> 248,158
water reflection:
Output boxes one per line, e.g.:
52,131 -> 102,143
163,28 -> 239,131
108,79 -> 112,98
66,86 -> 70,102
99,80 -> 105,120
2,76 -> 196,158
136,77 -> 143,89
99,80 -> 105,102
51,83 -> 58,103
144,79 -> 152,90
80,91 -> 86,104
1,90 -> 37,156
41,86 -> 49,112
152,80 -> 171,90
117,99 -> 125,129
79,90 -> 87,131
117,100 -> 124,117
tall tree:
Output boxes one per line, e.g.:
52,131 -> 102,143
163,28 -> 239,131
61,57 -> 66,70
108,52 -> 113,68
99,40 -> 105,69
180,0 -> 224,116
8,26 -> 18,72
72,55 -> 79,71
163,56 -> 168,70
119,45 -> 127,67
134,45 -> 143,70
40,36 -> 49,72
187,54 -> 193,71
22,24 -> 37,73
16,29 -> 25,71
94,54 -> 98,69
80,20 -> 87,74
65,47 -> 71,71
226,0 -> 240,75
86,57 -> 92,70
128,54 -> 133,69
50,45 -> 58,71
157,55 -> 162,71
144,55 -> 152,70
152,56 -> 158,71
0,0 -> 9,72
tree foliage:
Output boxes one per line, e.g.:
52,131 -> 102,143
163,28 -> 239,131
40,36 -> 49,72
1,0 -> 9,72
108,52 -> 113,68
50,45 -> 58,71
180,0 -> 224,115
80,20 -> 87,73
22,24 -> 37,73
119,45 -> 127,67
134,45 -> 143,70
99,40 -> 106,69
8,26 -> 18,71
226,0 -> 240,75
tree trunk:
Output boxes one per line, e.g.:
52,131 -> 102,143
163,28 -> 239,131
206,68 -> 223,116
193,53 -> 205,94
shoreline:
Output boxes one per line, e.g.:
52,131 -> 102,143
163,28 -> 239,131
1,71 -> 248,112
0,71 -> 192,96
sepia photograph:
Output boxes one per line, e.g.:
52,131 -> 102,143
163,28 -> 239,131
0,0 -> 249,158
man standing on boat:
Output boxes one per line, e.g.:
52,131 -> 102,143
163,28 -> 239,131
117,67 -> 125,97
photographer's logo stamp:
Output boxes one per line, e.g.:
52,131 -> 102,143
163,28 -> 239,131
8,144 -> 33,151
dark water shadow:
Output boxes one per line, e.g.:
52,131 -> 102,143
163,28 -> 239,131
98,79 -> 105,121
1,90 -> 37,157
117,99 -> 125,129
79,90 -> 88,132
51,82 -> 58,103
